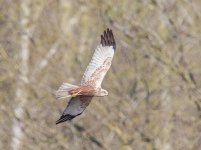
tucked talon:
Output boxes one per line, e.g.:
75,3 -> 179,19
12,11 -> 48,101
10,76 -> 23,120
72,90 -> 82,97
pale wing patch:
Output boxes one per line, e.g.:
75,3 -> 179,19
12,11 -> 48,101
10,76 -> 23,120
86,57 -> 112,88
81,45 -> 114,87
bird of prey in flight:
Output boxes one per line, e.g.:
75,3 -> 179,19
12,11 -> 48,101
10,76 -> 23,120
56,28 -> 116,124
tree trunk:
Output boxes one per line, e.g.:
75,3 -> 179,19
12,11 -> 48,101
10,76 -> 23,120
11,0 -> 31,150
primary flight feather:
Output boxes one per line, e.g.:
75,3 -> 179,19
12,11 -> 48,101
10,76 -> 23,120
56,28 -> 116,124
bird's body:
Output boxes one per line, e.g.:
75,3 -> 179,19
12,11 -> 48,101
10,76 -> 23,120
68,85 -> 103,97
56,28 -> 116,124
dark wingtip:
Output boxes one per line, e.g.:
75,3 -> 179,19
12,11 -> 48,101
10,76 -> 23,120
56,114 -> 76,124
100,28 -> 116,50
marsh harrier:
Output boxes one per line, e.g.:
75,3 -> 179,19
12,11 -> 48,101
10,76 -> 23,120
56,29 -> 116,124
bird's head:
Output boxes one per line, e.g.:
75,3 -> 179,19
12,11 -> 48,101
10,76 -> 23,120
100,89 -> 108,96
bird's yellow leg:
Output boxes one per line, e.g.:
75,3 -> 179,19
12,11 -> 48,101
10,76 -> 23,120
72,90 -> 82,97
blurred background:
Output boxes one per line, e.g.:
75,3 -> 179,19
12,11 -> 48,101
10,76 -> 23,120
0,0 -> 201,149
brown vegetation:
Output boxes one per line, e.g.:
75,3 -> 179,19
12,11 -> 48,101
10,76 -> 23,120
0,0 -> 201,149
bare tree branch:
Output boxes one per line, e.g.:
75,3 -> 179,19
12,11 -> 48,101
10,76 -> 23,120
30,40 -> 60,81
11,1 -> 31,150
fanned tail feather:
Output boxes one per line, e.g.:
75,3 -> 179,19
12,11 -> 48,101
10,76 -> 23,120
56,83 -> 78,99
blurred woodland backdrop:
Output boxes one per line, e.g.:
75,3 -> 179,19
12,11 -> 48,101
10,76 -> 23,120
1,0 -> 201,150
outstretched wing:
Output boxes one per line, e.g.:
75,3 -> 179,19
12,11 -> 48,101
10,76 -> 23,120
56,96 -> 93,124
81,28 -> 116,88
